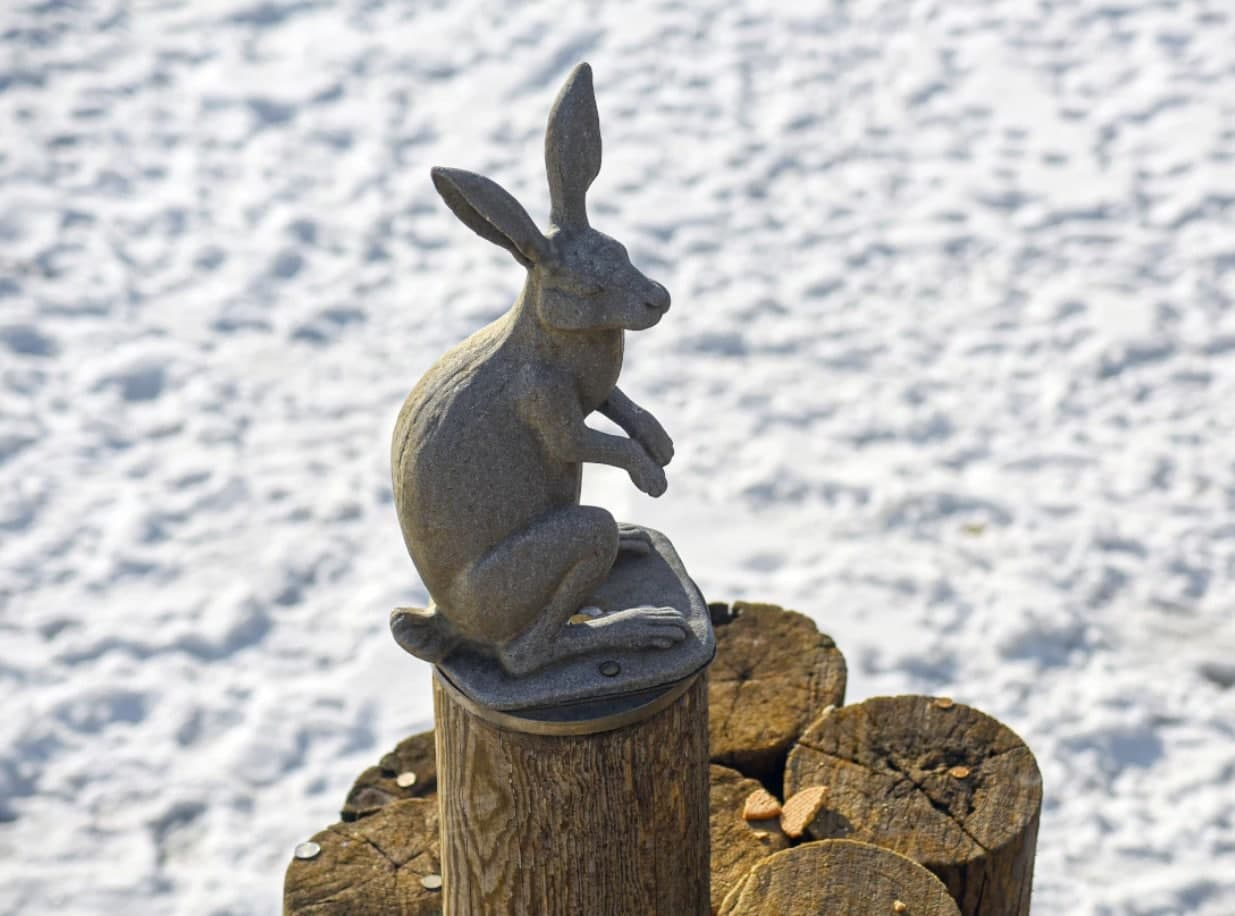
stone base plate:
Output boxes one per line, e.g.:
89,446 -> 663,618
436,525 -> 714,717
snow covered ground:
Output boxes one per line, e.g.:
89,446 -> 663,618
2,0 -> 1234,912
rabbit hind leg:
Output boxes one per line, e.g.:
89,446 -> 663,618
450,504 -> 619,676
488,512 -> 688,677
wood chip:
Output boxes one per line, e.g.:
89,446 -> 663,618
742,788 -> 782,821
779,785 -> 828,838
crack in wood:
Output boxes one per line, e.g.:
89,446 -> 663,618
792,741 -> 991,855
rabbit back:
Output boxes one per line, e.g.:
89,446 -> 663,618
392,323 -> 582,615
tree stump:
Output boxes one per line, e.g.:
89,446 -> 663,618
434,669 -> 711,915
341,729 -> 436,821
708,602 -> 847,787
285,608 -> 1040,914
718,839 -> 961,915
709,763 -> 789,912
784,696 -> 1042,916
282,798 -> 443,915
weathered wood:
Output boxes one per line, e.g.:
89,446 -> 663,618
709,602 -> 846,785
784,696 -> 1041,916
709,764 -> 789,913
325,749 -> 789,915
718,839 -> 961,916
434,670 -> 711,915
283,797 -> 442,915
341,729 -> 437,821
288,609 -> 1040,913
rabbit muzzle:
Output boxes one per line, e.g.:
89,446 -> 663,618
644,281 -> 671,313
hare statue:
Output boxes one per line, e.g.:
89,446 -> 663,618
390,63 -> 689,677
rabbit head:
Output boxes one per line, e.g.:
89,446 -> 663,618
430,63 -> 670,334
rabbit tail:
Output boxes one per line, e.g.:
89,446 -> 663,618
390,604 -> 462,664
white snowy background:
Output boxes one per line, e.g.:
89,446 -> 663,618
2,0 -> 1234,913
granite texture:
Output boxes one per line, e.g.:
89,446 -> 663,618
389,62 -> 706,681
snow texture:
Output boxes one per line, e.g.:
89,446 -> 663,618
2,0 -> 1234,913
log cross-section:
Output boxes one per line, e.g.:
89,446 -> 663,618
784,696 -> 1042,915
718,839 -> 962,915
282,798 -> 443,915
708,602 -> 847,785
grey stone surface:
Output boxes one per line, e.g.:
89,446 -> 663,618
437,525 -> 714,713
389,62 -> 711,683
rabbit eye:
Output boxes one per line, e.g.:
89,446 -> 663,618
554,276 -> 603,297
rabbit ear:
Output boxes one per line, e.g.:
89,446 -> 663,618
431,167 -> 549,268
545,62 -> 601,230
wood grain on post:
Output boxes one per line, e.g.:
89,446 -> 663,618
709,602 -> 846,784
718,839 -> 961,916
283,797 -> 443,915
784,696 -> 1042,916
434,670 -> 711,916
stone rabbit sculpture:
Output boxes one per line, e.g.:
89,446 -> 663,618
390,63 -> 688,676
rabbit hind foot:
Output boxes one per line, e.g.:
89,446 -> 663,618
497,604 -> 688,676
390,604 -> 461,664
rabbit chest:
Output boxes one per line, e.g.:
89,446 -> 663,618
554,328 -> 625,414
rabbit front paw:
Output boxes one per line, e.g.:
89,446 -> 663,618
635,416 -> 674,467
628,453 -> 667,497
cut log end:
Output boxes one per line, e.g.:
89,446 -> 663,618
718,839 -> 961,916
708,602 -> 846,786
784,695 -> 1042,916
340,730 -> 436,822
283,797 -> 442,916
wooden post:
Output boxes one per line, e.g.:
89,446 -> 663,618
784,695 -> 1042,916
708,602 -> 847,786
433,668 -> 711,915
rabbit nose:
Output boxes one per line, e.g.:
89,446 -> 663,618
645,282 -> 671,312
